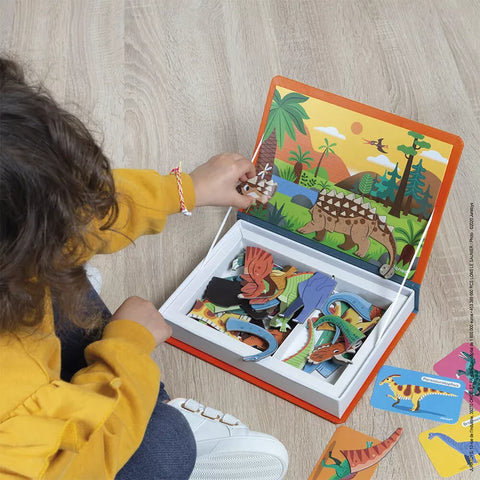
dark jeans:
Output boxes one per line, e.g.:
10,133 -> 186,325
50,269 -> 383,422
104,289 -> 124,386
54,287 -> 196,480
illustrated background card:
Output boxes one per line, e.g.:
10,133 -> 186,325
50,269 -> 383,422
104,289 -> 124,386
434,343 -> 480,411
308,425 -> 402,480
243,77 -> 462,282
371,365 -> 465,423
419,412 -> 480,477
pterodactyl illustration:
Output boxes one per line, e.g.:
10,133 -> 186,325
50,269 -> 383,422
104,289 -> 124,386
363,138 -> 388,153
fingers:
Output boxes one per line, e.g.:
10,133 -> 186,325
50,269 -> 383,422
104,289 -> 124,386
231,192 -> 255,210
235,156 -> 256,179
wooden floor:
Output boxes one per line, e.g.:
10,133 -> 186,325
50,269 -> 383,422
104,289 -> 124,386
2,1 -> 479,478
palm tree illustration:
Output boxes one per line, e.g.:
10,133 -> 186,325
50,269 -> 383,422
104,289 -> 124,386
314,137 -> 337,177
288,145 -> 313,183
256,89 -> 310,182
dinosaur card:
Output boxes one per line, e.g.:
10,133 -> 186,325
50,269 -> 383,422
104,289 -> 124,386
308,425 -> 402,480
419,411 -> 480,477
371,365 -> 465,423
434,343 -> 480,411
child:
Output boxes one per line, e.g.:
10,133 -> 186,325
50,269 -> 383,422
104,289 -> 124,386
0,57 -> 288,480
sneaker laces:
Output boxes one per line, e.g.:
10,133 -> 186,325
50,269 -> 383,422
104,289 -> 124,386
181,399 -> 242,426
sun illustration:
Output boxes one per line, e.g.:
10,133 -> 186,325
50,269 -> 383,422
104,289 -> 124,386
351,121 -> 363,135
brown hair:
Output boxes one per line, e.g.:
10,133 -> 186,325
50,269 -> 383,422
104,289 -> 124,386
0,58 -> 119,332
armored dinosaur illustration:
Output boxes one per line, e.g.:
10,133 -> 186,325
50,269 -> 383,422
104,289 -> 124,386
298,189 -> 397,278
320,428 -> 402,479
380,374 -> 456,411
428,432 -> 480,467
456,351 -> 480,396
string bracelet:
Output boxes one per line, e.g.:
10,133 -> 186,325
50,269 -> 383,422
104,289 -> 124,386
170,162 -> 192,216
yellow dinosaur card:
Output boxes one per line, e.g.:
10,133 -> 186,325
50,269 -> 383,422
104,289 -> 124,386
308,426 -> 402,480
419,412 -> 480,477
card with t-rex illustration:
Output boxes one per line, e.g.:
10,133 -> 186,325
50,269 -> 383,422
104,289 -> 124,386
371,365 -> 465,423
308,425 -> 402,480
419,411 -> 480,477
434,343 -> 480,411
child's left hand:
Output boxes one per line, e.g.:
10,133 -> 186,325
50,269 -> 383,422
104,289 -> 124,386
190,153 -> 256,209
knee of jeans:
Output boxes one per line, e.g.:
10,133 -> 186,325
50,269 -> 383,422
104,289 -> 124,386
116,402 -> 197,480
154,404 -> 197,478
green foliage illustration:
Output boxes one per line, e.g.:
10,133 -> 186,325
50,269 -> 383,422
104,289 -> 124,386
314,137 -> 337,177
359,173 -> 374,196
390,131 -> 431,217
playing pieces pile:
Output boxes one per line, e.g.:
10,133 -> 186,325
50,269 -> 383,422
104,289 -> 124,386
188,246 -> 384,376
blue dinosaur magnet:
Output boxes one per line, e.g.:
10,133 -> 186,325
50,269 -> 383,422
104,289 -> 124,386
322,292 -> 374,321
225,317 -> 278,362
281,272 -> 336,324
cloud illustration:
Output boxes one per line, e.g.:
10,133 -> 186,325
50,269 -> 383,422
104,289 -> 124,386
314,126 -> 346,140
420,150 -> 448,164
367,155 -> 400,172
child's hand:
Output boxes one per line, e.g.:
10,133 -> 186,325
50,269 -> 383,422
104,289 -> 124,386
111,296 -> 172,346
190,153 -> 256,209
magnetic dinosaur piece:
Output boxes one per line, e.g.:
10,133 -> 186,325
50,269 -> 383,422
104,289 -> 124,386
269,315 -> 292,333
308,340 -> 350,365
239,301 -> 270,323
341,428 -> 402,473
321,301 -> 382,334
188,299 -> 238,339
225,317 -> 278,362
281,272 -> 337,324
268,329 -> 289,346
280,296 -> 304,321
238,173 -> 277,205
231,251 -> 245,270
297,188 -> 397,278
246,266 -> 297,305
322,292 -> 373,321
313,315 -> 365,350
205,277 -> 243,307
284,319 -> 316,369
341,307 -> 379,334
250,298 -> 280,311
239,247 -> 274,299
247,277 -> 279,304
241,334 -> 268,351
428,432 -> 480,467
380,374 -> 456,411
204,301 -> 243,314
456,351 -> 480,396
277,273 -> 313,308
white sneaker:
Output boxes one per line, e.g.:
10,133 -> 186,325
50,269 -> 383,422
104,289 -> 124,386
168,398 -> 288,480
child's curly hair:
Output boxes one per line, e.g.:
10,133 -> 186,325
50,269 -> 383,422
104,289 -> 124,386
0,58 -> 119,331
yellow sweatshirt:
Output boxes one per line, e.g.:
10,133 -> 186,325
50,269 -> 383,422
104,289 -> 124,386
0,169 -> 195,480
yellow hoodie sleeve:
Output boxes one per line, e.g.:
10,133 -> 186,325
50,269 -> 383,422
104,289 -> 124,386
87,169 -> 196,255
0,320 -> 159,480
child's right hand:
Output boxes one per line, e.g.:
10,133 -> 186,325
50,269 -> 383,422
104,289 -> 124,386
111,296 -> 172,346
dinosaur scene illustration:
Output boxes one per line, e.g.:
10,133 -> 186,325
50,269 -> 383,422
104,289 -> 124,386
434,343 -> 480,411
371,365 -> 465,423
241,85 -> 456,279
419,412 -> 480,477
308,426 -> 402,479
